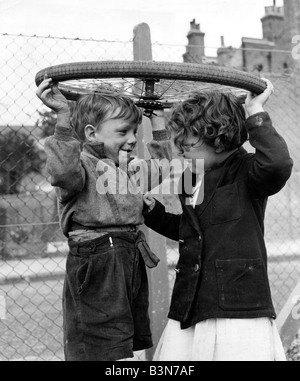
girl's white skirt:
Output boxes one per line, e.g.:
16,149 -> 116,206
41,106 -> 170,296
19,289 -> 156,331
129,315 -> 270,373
154,318 -> 286,361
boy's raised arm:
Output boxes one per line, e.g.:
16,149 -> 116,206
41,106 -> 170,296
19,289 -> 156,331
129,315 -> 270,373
129,109 -> 173,193
36,78 -> 86,201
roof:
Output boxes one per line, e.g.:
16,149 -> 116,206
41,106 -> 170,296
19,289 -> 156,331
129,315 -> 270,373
242,37 -> 275,47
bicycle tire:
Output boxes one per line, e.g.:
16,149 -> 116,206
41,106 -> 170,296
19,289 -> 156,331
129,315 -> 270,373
35,60 -> 267,103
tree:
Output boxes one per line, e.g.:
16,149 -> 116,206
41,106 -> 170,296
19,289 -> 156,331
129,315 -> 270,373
0,130 -> 45,194
35,109 -> 59,245
35,109 -> 57,139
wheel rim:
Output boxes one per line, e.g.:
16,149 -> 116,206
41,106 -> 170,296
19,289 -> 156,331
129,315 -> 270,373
35,61 -> 266,108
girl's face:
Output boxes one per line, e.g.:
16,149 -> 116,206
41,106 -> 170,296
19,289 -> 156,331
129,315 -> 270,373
175,133 -> 218,173
91,117 -> 138,165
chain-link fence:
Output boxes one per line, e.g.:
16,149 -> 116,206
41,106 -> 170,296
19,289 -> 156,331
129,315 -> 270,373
0,32 -> 300,361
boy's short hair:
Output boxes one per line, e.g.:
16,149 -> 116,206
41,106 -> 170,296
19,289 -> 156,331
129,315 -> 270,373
71,92 -> 143,142
168,91 -> 248,154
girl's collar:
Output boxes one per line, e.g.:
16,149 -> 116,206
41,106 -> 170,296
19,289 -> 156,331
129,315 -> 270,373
205,147 -> 242,173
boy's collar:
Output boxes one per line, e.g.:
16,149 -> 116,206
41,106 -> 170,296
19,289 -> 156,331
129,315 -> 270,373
83,141 -> 106,159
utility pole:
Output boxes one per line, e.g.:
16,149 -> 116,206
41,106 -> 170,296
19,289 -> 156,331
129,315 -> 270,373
133,23 -> 170,361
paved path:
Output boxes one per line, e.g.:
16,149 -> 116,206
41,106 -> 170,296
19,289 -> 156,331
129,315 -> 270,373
1,238 -> 299,285
0,256 -> 66,284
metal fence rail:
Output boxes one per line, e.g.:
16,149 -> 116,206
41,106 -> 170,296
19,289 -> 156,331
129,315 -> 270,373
0,32 -> 300,361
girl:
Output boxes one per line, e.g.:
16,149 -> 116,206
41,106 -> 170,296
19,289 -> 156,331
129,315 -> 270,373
36,78 -> 171,361
143,80 -> 293,361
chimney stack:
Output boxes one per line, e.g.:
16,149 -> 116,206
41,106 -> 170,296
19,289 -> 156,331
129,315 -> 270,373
183,19 -> 205,63
261,3 -> 284,42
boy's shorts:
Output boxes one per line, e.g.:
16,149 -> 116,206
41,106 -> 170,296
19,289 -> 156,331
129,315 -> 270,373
63,230 -> 153,361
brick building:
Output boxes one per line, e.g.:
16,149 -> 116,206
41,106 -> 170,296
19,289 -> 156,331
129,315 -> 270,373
183,0 -> 300,73
182,1 -> 300,246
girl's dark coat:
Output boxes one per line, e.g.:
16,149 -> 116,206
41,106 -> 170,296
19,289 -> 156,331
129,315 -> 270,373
143,112 -> 293,329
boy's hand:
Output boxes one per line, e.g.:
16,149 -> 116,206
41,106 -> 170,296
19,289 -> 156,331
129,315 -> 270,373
149,109 -> 166,131
36,77 -> 70,116
143,193 -> 156,212
245,78 -> 274,117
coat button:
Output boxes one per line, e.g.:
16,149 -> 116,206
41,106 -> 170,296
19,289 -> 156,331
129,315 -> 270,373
194,264 -> 200,272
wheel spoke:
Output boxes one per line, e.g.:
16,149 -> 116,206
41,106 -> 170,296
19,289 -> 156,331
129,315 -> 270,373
48,63 -> 254,106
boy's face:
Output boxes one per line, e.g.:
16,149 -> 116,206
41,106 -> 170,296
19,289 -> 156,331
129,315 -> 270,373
93,117 -> 138,165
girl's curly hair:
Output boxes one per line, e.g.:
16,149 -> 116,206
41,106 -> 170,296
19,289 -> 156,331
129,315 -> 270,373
168,91 -> 248,154
71,92 -> 143,142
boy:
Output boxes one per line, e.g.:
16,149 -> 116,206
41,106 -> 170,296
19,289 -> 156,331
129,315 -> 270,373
36,78 -> 171,361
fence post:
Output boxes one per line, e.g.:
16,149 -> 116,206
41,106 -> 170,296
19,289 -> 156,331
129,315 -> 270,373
133,23 -> 170,361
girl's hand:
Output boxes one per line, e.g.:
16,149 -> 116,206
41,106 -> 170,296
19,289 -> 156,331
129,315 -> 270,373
149,109 -> 166,131
245,78 -> 274,117
143,193 -> 156,212
36,77 -> 70,116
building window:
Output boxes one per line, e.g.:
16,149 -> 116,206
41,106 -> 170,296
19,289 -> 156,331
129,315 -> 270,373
254,63 -> 264,72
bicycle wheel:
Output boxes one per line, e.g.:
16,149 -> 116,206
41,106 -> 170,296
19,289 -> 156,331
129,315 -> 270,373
35,60 -> 267,108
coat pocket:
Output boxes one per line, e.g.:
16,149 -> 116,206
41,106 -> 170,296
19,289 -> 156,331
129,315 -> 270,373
211,183 -> 242,224
215,258 -> 270,311
76,257 -> 93,295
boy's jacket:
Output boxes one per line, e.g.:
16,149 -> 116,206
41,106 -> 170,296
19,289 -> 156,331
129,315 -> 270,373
45,126 -> 171,237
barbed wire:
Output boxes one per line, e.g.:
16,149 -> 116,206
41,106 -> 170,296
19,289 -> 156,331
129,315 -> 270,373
0,32 -> 293,55
0,32 -> 133,43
